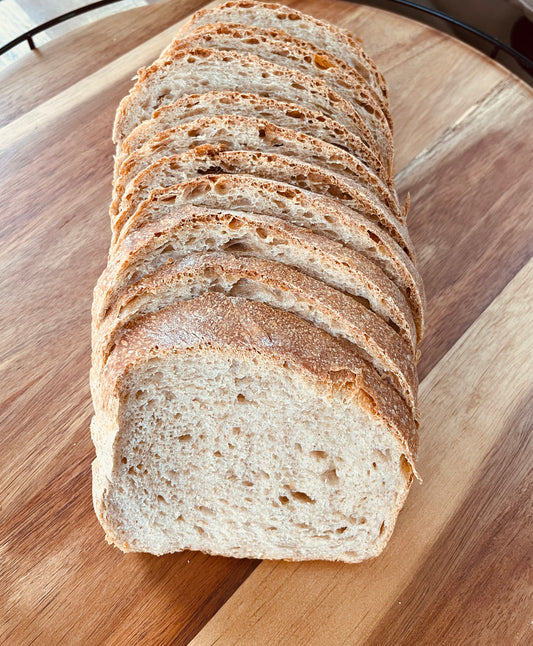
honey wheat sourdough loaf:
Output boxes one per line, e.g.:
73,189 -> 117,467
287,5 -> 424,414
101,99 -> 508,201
91,2 -> 424,563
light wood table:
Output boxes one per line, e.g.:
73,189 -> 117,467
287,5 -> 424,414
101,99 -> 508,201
1,1 -> 532,644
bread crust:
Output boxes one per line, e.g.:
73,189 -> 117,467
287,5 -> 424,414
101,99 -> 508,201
113,175 -> 425,339
178,1 -> 389,103
92,251 -> 418,414
116,91 -> 387,184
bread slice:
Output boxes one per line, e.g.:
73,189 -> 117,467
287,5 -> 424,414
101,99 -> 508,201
93,206 -> 417,352
92,252 -> 418,415
164,22 -> 393,159
178,1 -> 388,105
112,48 -> 389,173
111,114 -> 401,224
114,175 -> 424,340
116,146 -> 415,261
91,292 -> 417,561
116,91 -> 386,184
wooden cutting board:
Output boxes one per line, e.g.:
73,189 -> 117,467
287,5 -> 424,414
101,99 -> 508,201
1,1 -> 532,644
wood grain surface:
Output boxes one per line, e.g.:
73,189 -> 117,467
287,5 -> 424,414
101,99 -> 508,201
1,1 -> 532,644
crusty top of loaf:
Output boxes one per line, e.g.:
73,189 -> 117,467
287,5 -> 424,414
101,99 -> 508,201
101,292 -> 418,463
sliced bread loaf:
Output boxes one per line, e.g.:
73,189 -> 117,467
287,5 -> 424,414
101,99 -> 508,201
112,48 -> 389,173
114,175 -> 424,340
112,114 -> 401,223
116,146 -> 414,261
116,92 -> 386,184
165,22 -> 393,156
92,293 -> 417,561
93,206 -> 417,351
177,1 -> 388,104
92,252 -> 418,414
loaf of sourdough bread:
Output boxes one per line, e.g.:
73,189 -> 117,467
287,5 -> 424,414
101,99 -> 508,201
91,2 -> 424,563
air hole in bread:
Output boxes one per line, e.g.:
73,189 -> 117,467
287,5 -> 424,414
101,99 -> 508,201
227,217 -> 243,230
213,451 -> 222,458
242,481 -> 254,487
336,526 -> 348,534
290,491 -> 315,504
194,525 -> 205,535
178,434 -> 192,443
183,185 -> 207,200
322,468 -> 339,485
379,522 -> 386,536
223,240 -> 250,253
310,450 -> 328,459
314,54 -> 334,70
278,495 -> 289,505
294,443 -> 302,453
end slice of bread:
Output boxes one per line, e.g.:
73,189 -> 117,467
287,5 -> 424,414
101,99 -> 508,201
92,293 -> 417,561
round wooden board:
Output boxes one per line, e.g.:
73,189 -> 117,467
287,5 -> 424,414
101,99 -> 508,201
1,1 -> 532,644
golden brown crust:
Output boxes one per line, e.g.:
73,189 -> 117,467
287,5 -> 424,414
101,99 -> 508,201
99,293 -> 418,462
115,146 -> 414,260
92,251 -> 418,414
177,1 -> 389,101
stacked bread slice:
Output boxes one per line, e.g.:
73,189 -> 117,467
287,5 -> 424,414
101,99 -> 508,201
91,1 -> 425,563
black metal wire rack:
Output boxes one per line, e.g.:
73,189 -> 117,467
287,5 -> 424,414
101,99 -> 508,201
1,0 -> 532,76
